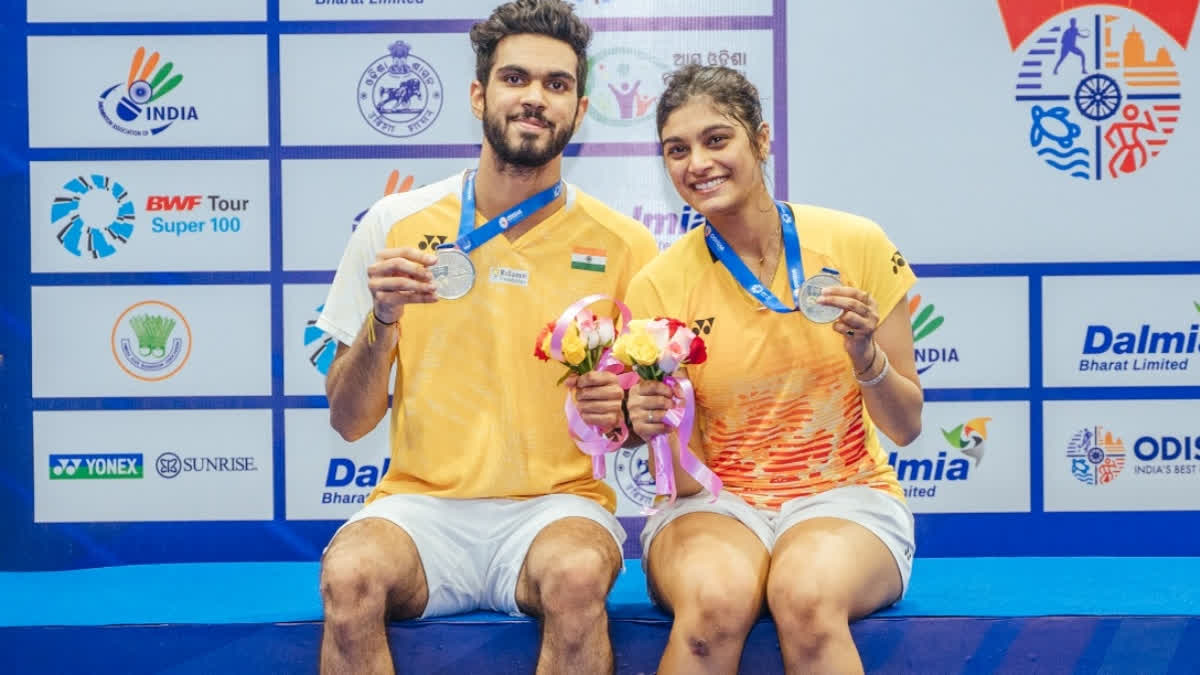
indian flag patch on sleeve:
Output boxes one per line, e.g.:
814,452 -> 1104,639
570,246 -> 607,272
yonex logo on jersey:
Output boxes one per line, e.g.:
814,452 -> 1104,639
692,317 -> 715,335
418,234 -> 447,250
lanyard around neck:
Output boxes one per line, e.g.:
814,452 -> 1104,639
703,201 -> 804,313
451,169 -> 563,253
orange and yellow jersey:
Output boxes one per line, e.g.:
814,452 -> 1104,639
625,203 -> 916,510
317,172 -> 659,512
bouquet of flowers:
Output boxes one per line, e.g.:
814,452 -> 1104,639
534,311 -> 617,385
612,318 -> 721,508
534,295 -> 635,479
611,318 -> 707,378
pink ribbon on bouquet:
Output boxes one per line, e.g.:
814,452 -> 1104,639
645,375 -> 722,513
549,294 -> 636,479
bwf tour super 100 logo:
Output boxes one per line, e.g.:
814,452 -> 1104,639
999,0 -> 1196,180
51,174 -> 135,259
98,47 -> 197,136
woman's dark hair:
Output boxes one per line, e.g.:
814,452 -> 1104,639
469,0 -> 592,98
656,64 -> 766,160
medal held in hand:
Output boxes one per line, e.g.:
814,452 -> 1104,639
431,246 -> 475,300
798,268 -> 843,324
436,169 -> 562,300
705,201 -> 847,324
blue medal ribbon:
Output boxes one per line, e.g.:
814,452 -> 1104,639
704,201 -> 810,313
447,169 -> 563,254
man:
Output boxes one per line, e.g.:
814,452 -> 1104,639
315,1 -> 658,673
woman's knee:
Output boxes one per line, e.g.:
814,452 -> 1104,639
766,578 -> 847,650
668,568 -> 764,655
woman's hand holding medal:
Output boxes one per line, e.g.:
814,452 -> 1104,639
816,284 -> 882,372
367,247 -> 439,323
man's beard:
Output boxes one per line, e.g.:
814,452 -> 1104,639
482,104 -> 576,172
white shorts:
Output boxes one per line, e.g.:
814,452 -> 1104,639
640,485 -> 915,599
333,493 -> 625,618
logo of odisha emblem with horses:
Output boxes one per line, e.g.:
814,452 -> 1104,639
358,40 -> 444,139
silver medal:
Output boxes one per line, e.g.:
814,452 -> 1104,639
798,273 -> 843,323
431,247 -> 475,300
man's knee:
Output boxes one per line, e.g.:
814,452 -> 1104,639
320,552 -> 391,622
535,543 -> 618,618
320,521 -> 426,624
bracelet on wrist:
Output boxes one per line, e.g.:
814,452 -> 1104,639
854,341 -> 879,377
856,349 -> 890,387
365,310 -> 396,346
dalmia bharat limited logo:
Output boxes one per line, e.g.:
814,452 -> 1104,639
51,174 -> 135,259
98,47 -> 197,137
942,417 -> 992,466
111,300 -> 192,381
999,0 -> 1196,180
1066,425 -> 1127,485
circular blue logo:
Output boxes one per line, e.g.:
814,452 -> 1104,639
304,304 -> 337,376
51,174 -> 135,259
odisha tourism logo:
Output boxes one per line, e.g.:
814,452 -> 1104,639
51,174 -> 135,259
1002,2 -> 1194,180
98,47 -> 196,136
358,41 -> 443,138
614,446 -> 656,508
586,48 -> 667,126
111,300 -> 192,381
1066,425 -> 1127,485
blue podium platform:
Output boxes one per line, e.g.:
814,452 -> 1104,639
3,558 -> 1199,673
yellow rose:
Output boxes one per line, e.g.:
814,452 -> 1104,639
627,331 -> 661,367
561,325 -> 587,366
612,333 -> 633,366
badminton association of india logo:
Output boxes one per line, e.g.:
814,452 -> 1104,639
98,47 -> 196,137
999,0 -> 1196,180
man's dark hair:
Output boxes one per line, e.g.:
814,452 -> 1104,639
470,0 -> 593,98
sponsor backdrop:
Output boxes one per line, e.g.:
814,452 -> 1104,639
1,0 -> 1197,569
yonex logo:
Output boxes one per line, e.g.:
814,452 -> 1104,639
418,234 -> 448,250
50,453 -> 144,480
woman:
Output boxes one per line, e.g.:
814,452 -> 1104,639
624,64 -> 924,674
